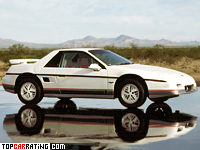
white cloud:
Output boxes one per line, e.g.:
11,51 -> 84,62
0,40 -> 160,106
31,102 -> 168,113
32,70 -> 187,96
0,0 -> 200,43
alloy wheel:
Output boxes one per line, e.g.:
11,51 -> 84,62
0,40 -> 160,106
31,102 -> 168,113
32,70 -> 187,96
121,84 -> 140,104
121,113 -> 140,132
20,82 -> 36,101
21,108 -> 37,128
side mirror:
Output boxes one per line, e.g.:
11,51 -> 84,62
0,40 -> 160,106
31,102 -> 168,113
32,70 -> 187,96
89,64 -> 101,71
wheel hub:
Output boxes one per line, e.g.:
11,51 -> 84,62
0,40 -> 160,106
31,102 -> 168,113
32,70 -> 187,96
20,82 -> 36,101
121,84 -> 140,104
21,109 -> 37,128
122,113 -> 140,132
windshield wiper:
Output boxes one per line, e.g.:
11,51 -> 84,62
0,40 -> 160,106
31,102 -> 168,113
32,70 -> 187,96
120,62 -> 133,65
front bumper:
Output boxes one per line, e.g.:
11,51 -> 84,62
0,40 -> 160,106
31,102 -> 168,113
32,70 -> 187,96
148,86 -> 198,99
146,78 -> 198,99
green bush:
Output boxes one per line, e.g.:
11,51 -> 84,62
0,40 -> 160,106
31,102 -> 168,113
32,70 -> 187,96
104,44 -> 200,64
0,44 -> 53,63
0,44 -> 200,65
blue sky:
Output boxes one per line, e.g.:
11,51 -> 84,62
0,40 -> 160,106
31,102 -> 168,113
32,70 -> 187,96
0,0 -> 200,43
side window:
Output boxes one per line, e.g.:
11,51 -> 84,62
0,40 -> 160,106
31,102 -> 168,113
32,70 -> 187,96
60,52 -> 98,68
60,52 -> 79,68
45,51 -> 63,67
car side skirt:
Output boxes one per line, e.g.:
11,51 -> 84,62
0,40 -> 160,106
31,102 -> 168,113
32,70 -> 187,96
43,88 -> 114,99
44,93 -> 114,99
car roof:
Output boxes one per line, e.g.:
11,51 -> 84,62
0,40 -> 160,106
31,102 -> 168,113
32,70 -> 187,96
54,48 -> 104,52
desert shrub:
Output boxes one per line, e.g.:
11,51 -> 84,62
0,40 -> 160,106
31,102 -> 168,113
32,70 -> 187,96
185,46 -> 200,59
0,44 -> 200,64
0,44 -> 53,63
104,45 -> 200,64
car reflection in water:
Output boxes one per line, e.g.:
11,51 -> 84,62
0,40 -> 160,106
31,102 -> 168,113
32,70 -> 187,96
3,99 -> 197,149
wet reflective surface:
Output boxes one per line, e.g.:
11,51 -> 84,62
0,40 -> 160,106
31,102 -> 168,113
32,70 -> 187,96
1,86 -> 200,150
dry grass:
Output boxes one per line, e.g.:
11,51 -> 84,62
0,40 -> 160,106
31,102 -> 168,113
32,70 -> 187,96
0,61 -> 9,85
0,58 -> 200,86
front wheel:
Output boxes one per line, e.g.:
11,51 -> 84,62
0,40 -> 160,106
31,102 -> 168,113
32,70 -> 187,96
17,78 -> 43,104
146,103 -> 172,120
150,97 -> 169,103
114,109 -> 149,142
118,79 -> 147,108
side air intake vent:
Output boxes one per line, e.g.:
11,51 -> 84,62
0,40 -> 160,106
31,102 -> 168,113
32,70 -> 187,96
43,77 -> 50,82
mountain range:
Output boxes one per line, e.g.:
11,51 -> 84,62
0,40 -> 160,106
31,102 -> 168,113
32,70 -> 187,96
0,35 -> 200,49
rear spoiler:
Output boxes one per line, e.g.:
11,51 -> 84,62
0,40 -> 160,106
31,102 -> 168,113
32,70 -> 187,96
9,59 -> 40,65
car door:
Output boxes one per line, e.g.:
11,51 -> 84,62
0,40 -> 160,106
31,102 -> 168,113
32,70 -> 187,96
36,51 -> 63,96
55,51 -> 112,98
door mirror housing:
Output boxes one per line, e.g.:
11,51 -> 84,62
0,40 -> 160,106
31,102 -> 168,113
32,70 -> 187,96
89,64 -> 101,71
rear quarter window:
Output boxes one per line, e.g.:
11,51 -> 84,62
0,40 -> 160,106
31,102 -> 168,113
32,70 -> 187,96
45,51 -> 63,67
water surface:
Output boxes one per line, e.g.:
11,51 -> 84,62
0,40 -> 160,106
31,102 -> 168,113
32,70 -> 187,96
0,86 -> 199,150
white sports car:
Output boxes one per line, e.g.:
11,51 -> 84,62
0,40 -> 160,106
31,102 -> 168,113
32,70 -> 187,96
2,48 -> 197,107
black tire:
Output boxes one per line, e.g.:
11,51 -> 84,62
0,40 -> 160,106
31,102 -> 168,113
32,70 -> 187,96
17,78 -> 43,104
118,79 -> 147,108
15,105 -> 44,135
115,109 -> 149,142
150,97 -> 169,103
54,99 -> 77,110
146,103 -> 172,120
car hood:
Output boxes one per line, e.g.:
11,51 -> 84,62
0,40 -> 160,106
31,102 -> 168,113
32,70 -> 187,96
108,64 -> 191,81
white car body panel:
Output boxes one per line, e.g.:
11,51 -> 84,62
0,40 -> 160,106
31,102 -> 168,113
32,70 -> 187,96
37,67 -> 59,93
55,68 -> 108,89
2,48 -> 197,103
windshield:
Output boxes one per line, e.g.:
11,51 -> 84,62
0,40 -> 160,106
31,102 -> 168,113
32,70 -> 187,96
89,50 -> 133,66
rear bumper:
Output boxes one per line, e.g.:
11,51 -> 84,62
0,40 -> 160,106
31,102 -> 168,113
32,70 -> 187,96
2,75 -> 18,93
2,84 -> 15,93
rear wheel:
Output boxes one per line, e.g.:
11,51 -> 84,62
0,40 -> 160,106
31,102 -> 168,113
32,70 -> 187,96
118,79 -> 147,108
54,99 -> 77,110
15,105 -> 44,135
17,78 -> 43,104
